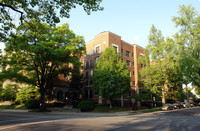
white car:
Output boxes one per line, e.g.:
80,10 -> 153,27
181,102 -> 189,108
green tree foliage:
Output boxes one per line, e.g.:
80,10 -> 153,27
91,47 -> 131,108
15,86 -> 40,104
67,66 -> 84,102
173,5 -> 200,89
0,49 -> 4,86
139,25 -> 183,104
0,0 -> 103,41
1,21 -> 85,111
140,5 -> 200,104
193,85 -> 200,96
0,84 -> 19,102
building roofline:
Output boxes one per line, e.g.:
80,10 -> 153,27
95,31 -> 121,38
121,40 -> 135,47
86,39 -> 94,45
86,31 -> 145,49
134,44 -> 145,49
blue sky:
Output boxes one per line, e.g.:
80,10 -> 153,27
0,0 -> 200,50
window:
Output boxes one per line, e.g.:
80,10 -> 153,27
132,62 -> 134,67
126,60 -> 130,67
133,71 -> 135,76
90,50 -> 93,55
90,70 -> 93,77
64,74 -> 67,79
141,64 -> 143,68
112,44 -> 118,52
85,80 -> 88,86
127,90 -> 131,97
113,46 -> 118,52
85,61 -> 89,69
90,60 -> 93,68
96,46 -> 100,53
133,81 -> 135,86
121,49 -> 123,53
95,56 -> 99,62
85,90 -> 88,98
85,71 -> 89,79
132,53 -> 134,57
126,51 -> 130,57
89,90 -> 93,98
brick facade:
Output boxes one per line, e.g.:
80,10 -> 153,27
84,31 -> 145,105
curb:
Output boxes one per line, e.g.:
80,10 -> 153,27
0,109 -> 28,112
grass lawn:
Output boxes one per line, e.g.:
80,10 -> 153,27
0,104 -> 27,110
92,105 -> 130,113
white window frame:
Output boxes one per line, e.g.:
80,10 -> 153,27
95,44 -> 100,53
112,43 -> 118,53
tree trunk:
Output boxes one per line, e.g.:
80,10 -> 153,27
40,87 -> 46,111
186,83 -> 189,104
162,86 -> 166,105
121,95 -> 124,107
109,99 -> 112,109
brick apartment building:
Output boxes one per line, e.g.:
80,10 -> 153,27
83,31 -> 144,105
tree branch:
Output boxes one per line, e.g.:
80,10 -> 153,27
0,3 -> 23,22
0,3 -> 23,15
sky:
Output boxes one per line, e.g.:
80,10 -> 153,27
0,0 -> 200,51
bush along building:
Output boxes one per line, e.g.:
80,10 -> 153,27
83,31 -> 145,107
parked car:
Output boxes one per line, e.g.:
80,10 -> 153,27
198,102 -> 200,106
190,103 -> 194,107
173,103 -> 183,109
181,102 -> 190,108
161,104 -> 175,111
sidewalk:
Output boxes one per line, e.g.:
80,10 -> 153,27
0,108 -> 132,116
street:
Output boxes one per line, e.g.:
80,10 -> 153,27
1,107 -> 200,131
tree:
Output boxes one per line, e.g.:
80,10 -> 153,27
0,0 -> 103,41
91,47 -> 131,108
139,25 -> 183,104
1,21 -> 85,111
15,86 -> 40,104
0,84 -> 19,102
140,5 -> 200,104
173,5 -> 200,95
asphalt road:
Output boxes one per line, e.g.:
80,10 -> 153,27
1,107 -> 200,131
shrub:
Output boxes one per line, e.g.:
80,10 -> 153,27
0,84 -> 19,102
25,99 -> 40,109
72,99 -> 81,108
15,86 -> 40,104
77,100 -> 95,112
